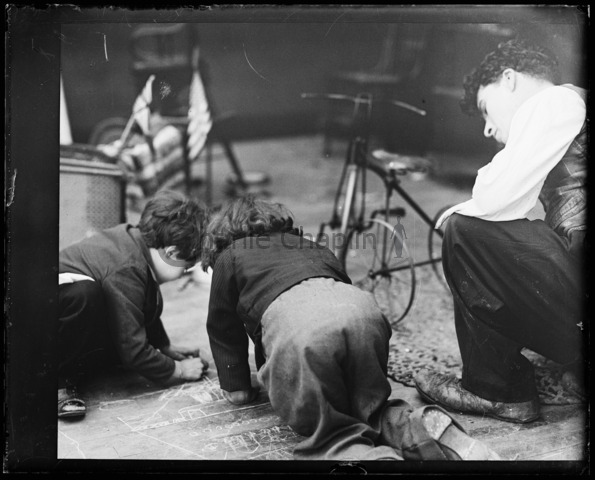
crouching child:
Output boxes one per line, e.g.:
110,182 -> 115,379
201,196 -> 501,461
58,190 -> 209,418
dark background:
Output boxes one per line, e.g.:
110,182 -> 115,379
61,6 -> 587,158
5,5 -> 589,473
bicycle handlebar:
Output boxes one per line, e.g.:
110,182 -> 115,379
301,92 -> 426,116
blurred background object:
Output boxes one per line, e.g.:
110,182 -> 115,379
59,149 -> 127,249
85,23 -> 270,205
61,9 -> 586,169
60,74 -> 73,145
57,6 -> 586,236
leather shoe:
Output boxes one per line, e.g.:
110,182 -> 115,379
421,406 -> 501,460
399,405 -> 501,460
58,387 -> 86,419
414,369 -> 540,424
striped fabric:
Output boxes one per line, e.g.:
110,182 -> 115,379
186,55 -> 212,161
109,54 -> 213,196
132,74 -> 155,136
118,124 -> 184,196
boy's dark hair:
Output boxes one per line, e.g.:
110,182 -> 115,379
139,189 -> 207,263
460,39 -> 559,116
201,195 -> 300,270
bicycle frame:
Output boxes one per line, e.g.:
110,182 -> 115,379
361,151 -> 446,272
318,94 -> 373,238
333,118 -> 447,278
304,91 -> 441,255
304,90 -> 450,325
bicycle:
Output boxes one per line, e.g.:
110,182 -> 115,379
302,92 -> 452,327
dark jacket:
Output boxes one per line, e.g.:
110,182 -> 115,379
59,224 -> 175,383
206,232 -> 351,392
539,85 -> 587,239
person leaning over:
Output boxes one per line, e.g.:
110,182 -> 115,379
58,189 -> 209,419
414,39 -> 587,423
201,195 -> 500,461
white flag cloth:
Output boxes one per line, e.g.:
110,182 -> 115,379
59,75 -> 73,145
187,68 -> 213,161
132,74 -> 155,136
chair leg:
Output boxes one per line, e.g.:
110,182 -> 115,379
182,130 -> 192,195
205,143 -> 213,206
220,139 -> 247,189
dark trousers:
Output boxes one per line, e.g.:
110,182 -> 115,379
58,281 -> 119,389
258,277 -> 460,461
442,214 -> 585,403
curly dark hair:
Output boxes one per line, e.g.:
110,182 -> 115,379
201,195 -> 301,270
460,39 -> 559,116
138,189 -> 208,263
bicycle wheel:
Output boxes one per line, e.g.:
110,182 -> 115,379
340,217 -> 416,327
427,205 -> 453,291
88,117 -> 128,145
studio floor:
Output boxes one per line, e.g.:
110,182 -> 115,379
57,135 -> 587,470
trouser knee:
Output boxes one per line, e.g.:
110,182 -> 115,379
441,214 -> 484,280
59,280 -> 105,325
442,213 -> 476,248
58,281 -> 116,385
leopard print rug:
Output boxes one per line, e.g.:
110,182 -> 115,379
385,265 -> 585,405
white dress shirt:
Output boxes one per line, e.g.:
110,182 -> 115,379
436,85 -> 586,228
58,273 -> 95,285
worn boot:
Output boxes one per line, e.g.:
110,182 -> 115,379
400,405 -> 502,460
414,369 -> 540,424
58,386 -> 86,419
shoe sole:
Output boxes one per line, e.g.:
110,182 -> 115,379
58,410 -> 86,419
58,399 -> 86,419
415,385 -> 540,424
434,419 -> 501,460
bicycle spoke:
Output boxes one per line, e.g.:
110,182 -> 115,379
341,218 -> 415,328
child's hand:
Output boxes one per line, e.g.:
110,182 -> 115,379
178,357 -> 209,381
162,344 -> 201,361
222,387 -> 260,405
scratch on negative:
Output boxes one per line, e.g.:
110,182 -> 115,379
55,31 -> 70,44
59,431 -> 87,459
283,11 -> 297,22
6,169 -> 16,207
242,43 -> 270,83
31,40 -> 54,62
95,32 -> 108,61
103,34 -> 108,61
324,12 -> 346,38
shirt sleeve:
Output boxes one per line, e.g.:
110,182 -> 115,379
436,86 -> 586,228
102,265 -> 175,384
206,248 -> 252,393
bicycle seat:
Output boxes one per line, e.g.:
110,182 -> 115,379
368,149 -> 432,177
